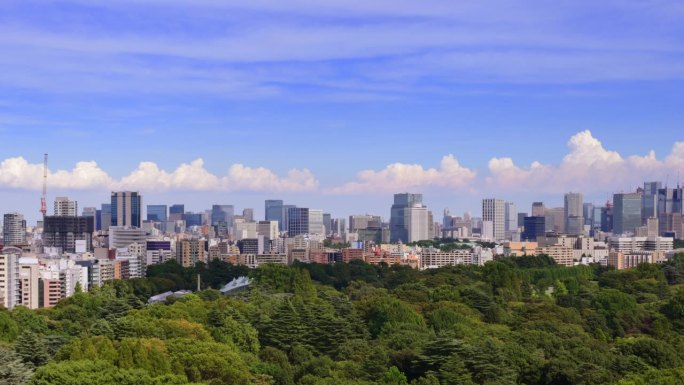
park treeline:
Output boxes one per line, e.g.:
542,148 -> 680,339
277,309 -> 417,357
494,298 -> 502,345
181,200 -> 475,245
4,254 -> 684,384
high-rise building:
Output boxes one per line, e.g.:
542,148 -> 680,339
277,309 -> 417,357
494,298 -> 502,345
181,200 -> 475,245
169,204 -> 185,221
390,193 -> 423,243
614,192 -> 643,235
350,215 -> 383,232
601,203 -> 613,233
257,221 -> 279,241
564,192 -> 584,235
211,205 -> 234,227
98,204 -> 112,231
583,203 -> 595,227
43,216 -> 94,253
265,200 -> 284,230
0,249 -> 21,309
545,207 -> 565,233
54,197 -> 78,217
3,213 -> 26,246
643,182 -> 662,223
287,207 -> 310,237
531,202 -> 546,217
176,239 -> 207,268
308,209 -> 325,235
482,199 -> 505,241
657,187 -> 683,237
323,213 -> 332,236
111,192 -> 142,228
518,212 -> 528,228
505,202 -> 517,233
242,208 -> 254,222
522,216 -> 545,241
147,205 -> 168,222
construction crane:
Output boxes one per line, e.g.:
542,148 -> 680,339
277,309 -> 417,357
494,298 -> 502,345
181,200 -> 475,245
40,153 -> 48,218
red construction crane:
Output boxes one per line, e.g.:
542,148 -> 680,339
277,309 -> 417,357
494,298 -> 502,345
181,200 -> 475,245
40,153 -> 48,218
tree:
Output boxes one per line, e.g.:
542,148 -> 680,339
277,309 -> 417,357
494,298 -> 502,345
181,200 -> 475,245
0,346 -> 33,385
15,332 -> 49,368
382,366 -> 408,385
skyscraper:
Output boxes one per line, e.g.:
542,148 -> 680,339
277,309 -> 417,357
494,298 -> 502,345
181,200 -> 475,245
99,204 -> 112,231
242,208 -> 254,222
2,213 -> 26,246
505,202 -> 517,233
43,216 -> 94,253
287,207 -> 310,237
482,199 -> 505,241
147,205 -> 168,222
522,216 -> 545,241
531,202 -> 546,217
169,204 -> 185,221
54,197 -> 78,217
265,200 -> 284,229
111,192 -> 142,228
613,192 -> 643,235
643,182 -> 662,222
564,192 -> 583,235
657,187 -> 683,237
211,205 -> 234,226
390,193 -> 426,243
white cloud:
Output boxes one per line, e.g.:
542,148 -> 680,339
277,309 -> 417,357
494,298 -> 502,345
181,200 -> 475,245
330,154 -> 476,194
0,157 -> 318,193
487,130 -> 682,193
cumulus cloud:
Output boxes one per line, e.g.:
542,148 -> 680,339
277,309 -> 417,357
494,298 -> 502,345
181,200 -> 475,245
330,154 -> 476,194
0,157 -> 318,193
487,130 -> 683,192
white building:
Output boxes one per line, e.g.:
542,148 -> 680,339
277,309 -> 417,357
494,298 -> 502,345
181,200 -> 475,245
482,199 -> 505,241
54,197 -> 78,217
109,226 -> 149,249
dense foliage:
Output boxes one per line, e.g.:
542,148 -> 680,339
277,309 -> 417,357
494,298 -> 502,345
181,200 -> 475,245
4,254 -> 684,384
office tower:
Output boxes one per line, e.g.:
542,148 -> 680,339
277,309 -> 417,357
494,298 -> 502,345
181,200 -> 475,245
147,205 -> 168,222
82,207 -> 96,218
505,202 -> 517,232
210,205 -> 234,226
111,191 -> 142,228
518,213 -> 528,228
258,221 -> 279,241
288,207 -> 310,237
185,213 -> 203,227
282,205 -> 296,233
482,199 -> 505,241
308,210 -> 325,235
532,202 -> 546,217
390,193 -> 424,243
323,213 -> 332,235
658,187 -> 683,237
54,197 -> 78,217
564,192 -> 584,235
350,215 -> 383,232
545,208 -> 565,233
265,200 -> 284,229
98,204 -> 112,231
169,204 -> 185,221
522,216 -> 545,241
243,208 -> 254,223
43,216 -> 94,253
643,182 -> 662,222
613,192 -> 643,235
3,213 -> 26,246
583,203 -> 594,226
601,203 -> 613,232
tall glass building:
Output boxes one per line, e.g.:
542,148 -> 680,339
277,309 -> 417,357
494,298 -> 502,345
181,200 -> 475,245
111,191 -> 142,228
613,193 -> 642,235
147,205 -> 168,222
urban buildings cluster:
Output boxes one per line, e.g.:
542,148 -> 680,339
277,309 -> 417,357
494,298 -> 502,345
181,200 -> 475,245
0,182 -> 682,309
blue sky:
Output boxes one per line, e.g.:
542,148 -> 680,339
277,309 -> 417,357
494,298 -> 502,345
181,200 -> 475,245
0,0 -> 683,223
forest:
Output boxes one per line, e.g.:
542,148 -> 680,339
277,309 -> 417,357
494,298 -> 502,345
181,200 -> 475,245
4,254 -> 684,385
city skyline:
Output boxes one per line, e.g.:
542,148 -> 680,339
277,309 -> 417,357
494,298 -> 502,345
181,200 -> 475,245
1,130 -> 683,224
